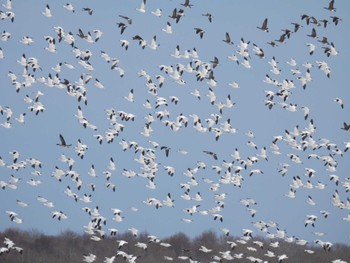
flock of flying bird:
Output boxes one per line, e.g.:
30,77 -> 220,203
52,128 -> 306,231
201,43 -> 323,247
0,0 -> 349,262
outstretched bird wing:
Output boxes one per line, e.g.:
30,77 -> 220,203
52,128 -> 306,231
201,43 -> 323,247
59,134 -> 66,145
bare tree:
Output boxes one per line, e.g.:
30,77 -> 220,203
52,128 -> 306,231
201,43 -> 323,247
0,228 -> 349,263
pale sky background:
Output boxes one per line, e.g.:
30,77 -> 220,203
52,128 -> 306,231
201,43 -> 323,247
0,0 -> 349,246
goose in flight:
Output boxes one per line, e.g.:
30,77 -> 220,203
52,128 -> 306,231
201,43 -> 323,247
199,245 -> 212,253
194,28 -> 205,39
128,227 -> 139,237
42,4 -> 52,18
184,204 -> 200,215
168,8 -> 184,23
151,8 -> 162,17
124,89 -> 134,102
241,57 -> 251,69
222,32 -> 233,45
63,3 -> 75,13
275,33 -> 286,44
253,43 -> 265,58
136,0 -> 146,13
278,254 -> 288,262
163,193 -> 174,207
171,45 -> 181,58
9,150 -> 19,163
80,194 -> 92,203
229,80 -> 240,88
344,142 -> 350,152
181,0 -> 193,8
306,43 -> 315,55
291,22 -> 303,32
285,188 -> 297,199
57,134 -> 72,148
117,240 -> 128,250
323,42 -> 338,57
16,200 -> 28,208
202,13 -> 213,23
2,0 -> 12,10
164,166 -> 175,176
3,236 -> 15,249
52,211 -> 67,220
341,122 -> 350,131
300,106 -> 310,120
88,164 -> 96,177
0,14 -> 12,23
331,16 -> 342,25
119,15 -> 132,24
203,150 -> 218,160
307,28 -> 317,38
94,78 -> 104,89
281,28 -> 292,39
267,41 -> 278,47
190,89 -> 201,100
82,7 -> 93,15
247,141 -> 258,150
104,256 -> 116,263
148,35 -> 159,50
20,36 -> 34,45
75,139 -> 88,159
120,39 -> 129,50
83,253 -> 96,263
319,19 -> 330,28
207,87 -> 216,104
320,210 -> 330,219
301,14 -> 319,26
93,29 -> 103,42
6,211 -> 23,223
306,195 -> 316,206
213,213 -> 223,222
1,31 -> 10,41
162,22 -> 173,34
160,146 -> 170,157
324,0 -> 336,12
257,18 -> 269,32
117,22 -> 127,35
3,11 -> 14,23
108,157 -> 116,171
135,242 -> 148,251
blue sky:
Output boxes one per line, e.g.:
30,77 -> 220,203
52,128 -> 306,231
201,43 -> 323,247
0,0 -> 349,246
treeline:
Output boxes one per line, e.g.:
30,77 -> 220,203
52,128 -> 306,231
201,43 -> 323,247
0,228 -> 349,262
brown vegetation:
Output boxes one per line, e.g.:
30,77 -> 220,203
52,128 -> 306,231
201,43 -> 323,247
0,228 -> 349,262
